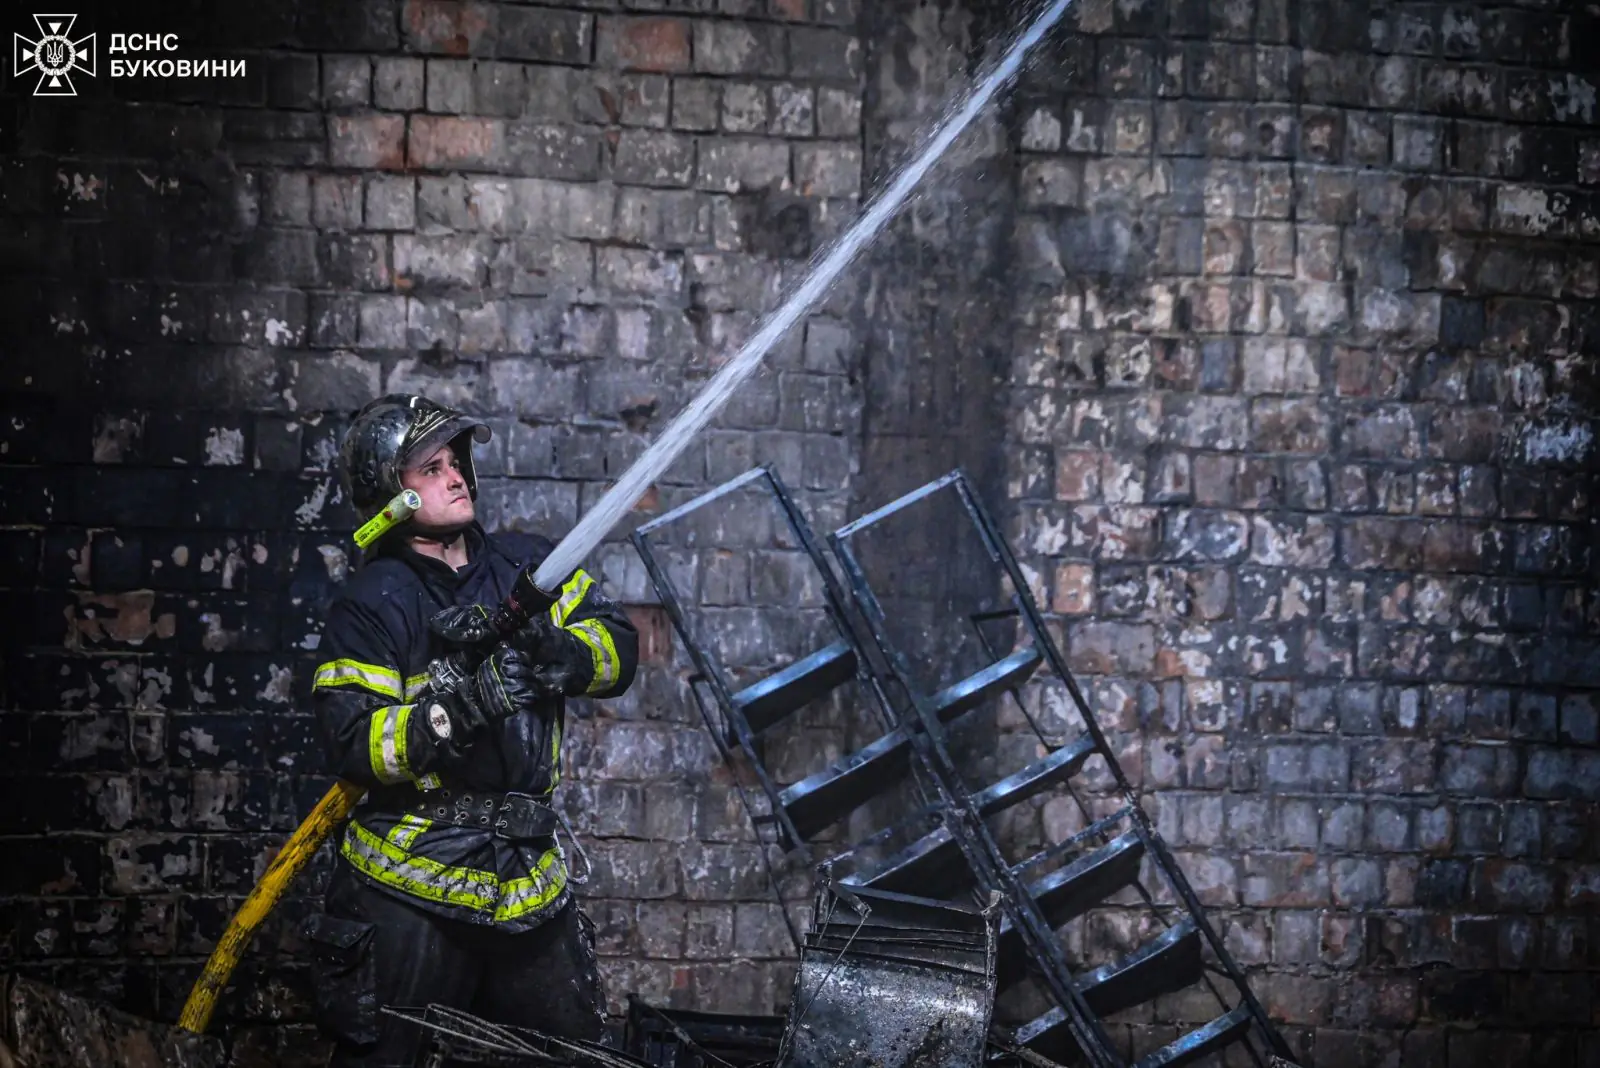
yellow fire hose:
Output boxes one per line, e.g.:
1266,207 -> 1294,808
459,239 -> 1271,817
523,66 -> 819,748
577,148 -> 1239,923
177,779 -> 365,1033
176,492 -> 422,1033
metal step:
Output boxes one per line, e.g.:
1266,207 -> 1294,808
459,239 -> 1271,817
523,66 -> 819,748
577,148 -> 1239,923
845,738 -> 1099,897
1079,918 -> 1203,1017
997,829 -> 1147,987
777,725 -> 914,842
777,650 -> 1043,842
729,640 -> 857,739
1014,919 -> 1204,1062
970,735 -> 1095,814
927,645 -> 1042,721
1133,1006 -> 1254,1068
848,824 -> 963,896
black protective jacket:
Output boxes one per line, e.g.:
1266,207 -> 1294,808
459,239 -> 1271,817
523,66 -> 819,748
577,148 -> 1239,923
311,523 -> 637,932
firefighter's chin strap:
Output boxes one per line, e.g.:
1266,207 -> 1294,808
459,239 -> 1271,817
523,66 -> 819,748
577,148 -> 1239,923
407,515 -> 473,541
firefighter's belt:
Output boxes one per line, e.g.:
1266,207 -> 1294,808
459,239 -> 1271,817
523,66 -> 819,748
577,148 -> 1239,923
407,790 -> 560,840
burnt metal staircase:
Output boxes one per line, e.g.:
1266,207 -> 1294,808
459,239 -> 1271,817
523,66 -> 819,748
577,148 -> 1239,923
630,467 -> 1299,1068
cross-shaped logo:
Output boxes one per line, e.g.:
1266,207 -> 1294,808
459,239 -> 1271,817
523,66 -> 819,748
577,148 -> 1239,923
14,14 -> 95,97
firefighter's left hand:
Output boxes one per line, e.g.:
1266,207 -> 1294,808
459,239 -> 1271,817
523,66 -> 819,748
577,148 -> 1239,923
428,604 -> 498,648
507,617 -> 586,697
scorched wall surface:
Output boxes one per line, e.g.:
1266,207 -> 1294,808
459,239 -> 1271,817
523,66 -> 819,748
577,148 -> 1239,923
0,0 -> 1595,1065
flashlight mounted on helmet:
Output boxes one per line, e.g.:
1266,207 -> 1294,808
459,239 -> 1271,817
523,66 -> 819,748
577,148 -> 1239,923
352,489 -> 424,551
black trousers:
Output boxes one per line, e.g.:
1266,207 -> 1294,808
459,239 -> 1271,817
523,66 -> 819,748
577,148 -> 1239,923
305,858 -> 605,1068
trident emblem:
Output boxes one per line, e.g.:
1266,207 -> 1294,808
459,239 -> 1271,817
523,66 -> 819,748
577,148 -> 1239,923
14,14 -> 95,97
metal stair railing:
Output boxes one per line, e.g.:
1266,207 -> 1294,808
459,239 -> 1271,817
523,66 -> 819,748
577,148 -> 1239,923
824,469 -> 1298,1068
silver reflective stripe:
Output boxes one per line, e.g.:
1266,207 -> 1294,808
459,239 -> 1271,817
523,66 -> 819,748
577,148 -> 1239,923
494,848 -> 567,922
341,821 -> 498,910
387,813 -> 431,850
548,571 -> 594,627
369,704 -> 413,785
314,658 -> 403,700
569,619 -> 618,690
404,673 -> 432,700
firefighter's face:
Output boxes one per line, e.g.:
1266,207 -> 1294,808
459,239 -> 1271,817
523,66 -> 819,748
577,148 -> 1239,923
401,442 -> 475,527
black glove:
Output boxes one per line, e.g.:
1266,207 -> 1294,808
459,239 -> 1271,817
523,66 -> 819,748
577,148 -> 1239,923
418,682 -> 487,754
417,644 -> 546,751
506,617 -> 590,698
470,643 -> 547,720
428,604 -> 500,649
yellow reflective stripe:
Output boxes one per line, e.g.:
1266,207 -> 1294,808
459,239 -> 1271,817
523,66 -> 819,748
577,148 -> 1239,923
568,619 -> 619,694
548,571 -> 594,627
314,659 -> 403,700
367,705 -> 414,785
341,823 -> 567,921
386,813 -> 432,850
340,822 -> 497,910
495,848 -> 567,922
416,773 -> 442,791
404,673 -> 432,700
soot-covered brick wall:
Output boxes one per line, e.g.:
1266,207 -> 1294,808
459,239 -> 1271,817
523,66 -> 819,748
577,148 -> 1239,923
0,0 -> 866,1055
1,0 -> 1597,1064
992,0 -> 1600,1063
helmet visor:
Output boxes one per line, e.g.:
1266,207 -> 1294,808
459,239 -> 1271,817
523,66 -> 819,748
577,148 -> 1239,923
401,413 -> 492,469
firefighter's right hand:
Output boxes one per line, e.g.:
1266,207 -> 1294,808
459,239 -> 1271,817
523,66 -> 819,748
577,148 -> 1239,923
422,688 -> 477,751
469,645 -> 544,722
420,645 -> 540,749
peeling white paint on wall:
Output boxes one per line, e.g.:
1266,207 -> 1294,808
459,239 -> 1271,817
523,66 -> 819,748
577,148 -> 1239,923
1495,186 -> 1569,234
198,612 -> 231,652
57,171 -> 102,201
190,662 -> 215,705
259,665 -> 295,705
92,778 -> 134,831
203,427 -> 245,466
264,318 -> 295,346
138,664 -> 172,709
1551,74 -> 1596,123
317,544 -> 350,583
136,169 -> 179,193
1520,420 -> 1595,465
296,480 -> 332,526
1021,108 -> 1061,152
1029,513 -> 1068,556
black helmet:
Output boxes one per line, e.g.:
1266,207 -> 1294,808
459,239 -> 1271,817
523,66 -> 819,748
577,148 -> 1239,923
339,394 -> 492,522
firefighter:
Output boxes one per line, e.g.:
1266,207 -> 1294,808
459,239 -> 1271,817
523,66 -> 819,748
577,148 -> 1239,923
302,393 -> 638,1067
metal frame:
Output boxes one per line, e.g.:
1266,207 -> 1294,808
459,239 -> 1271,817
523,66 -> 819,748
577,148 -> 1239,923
630,466 -> 1298,1068
827,474 -> 1120,1068
825,469 -> 1296,1067
634,468 -> 811,856
630,466 -> 935,954
631,468 -> 916,852
632,467 -> 1115,1066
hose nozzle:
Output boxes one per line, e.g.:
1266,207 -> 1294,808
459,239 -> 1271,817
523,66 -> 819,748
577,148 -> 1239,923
489,565 -> 560,634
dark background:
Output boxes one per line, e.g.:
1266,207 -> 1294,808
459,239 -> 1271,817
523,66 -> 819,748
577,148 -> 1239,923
1,0 -> 1596,1064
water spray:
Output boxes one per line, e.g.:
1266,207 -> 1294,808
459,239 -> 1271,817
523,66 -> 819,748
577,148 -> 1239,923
497,0 -> 1080,623
179,0 -> 1081,1032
